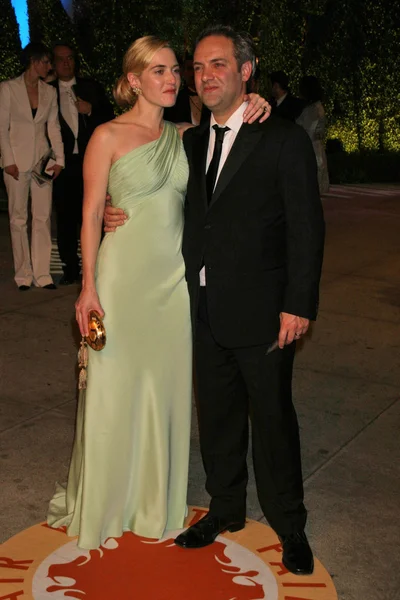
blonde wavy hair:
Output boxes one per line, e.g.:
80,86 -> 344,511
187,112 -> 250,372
113,36 -> 171,109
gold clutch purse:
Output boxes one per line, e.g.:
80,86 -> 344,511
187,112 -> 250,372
86,310 -> 106,351
78,310 -> 106,390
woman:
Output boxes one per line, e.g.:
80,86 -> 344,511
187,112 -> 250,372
47,36 -> 269,549
296,75 -> 330,194
0,42 -> 64,290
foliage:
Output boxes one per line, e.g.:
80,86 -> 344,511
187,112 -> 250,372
73,0 -> 183,101
0,0 -> 22,82
303,0 -> 400,152
2,0 -> 398,153
27,0 -> 91,74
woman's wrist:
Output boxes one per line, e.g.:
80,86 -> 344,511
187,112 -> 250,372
81,280 -> 96,292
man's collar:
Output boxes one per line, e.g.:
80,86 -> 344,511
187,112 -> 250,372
276,92 -> 288,107
210,101 -> 248,134
59,76 -> 77,88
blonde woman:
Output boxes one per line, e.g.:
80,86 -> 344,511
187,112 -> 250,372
47,35 -> 269,549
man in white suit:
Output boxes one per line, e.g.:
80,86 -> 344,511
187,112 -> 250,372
0,42 -> 64,290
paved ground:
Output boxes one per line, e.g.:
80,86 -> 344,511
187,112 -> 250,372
0,184 -> 399,600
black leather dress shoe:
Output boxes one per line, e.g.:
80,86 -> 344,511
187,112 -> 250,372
280,531 -> 314,575
18,285 -> 30,291
43,283 -> 57,290
174,514 -> 245,549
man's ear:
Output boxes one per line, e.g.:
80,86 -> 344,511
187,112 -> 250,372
241,60 -> 253,83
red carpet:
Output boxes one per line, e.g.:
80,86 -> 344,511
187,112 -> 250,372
0,507 -> 337,599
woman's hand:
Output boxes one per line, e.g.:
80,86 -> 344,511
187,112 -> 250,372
48,164 -> 63,179
5,164 -> 19,180
243,94 -> 271,124
75,287 -> 105,337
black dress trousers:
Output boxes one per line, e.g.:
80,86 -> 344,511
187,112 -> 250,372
194,287 -> 307,536
53,155 -> 84,279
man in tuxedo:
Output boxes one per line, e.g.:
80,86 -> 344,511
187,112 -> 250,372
270,70 -> 304,122
164,55 -> 211,125
104,25 -> 324,576
174,26 -> 324,575
50,43 -> 114,284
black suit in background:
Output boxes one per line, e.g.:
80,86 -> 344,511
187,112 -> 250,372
49,77 -> 114,280
272,93 -> 305,122
182,115 -> 325,535
164,85 -> 210,125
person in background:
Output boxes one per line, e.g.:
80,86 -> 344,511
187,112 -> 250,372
50,42 -> 114,285
0,42 -> 64,291
270,70 -> 304,122
164,54 -> 211,125
297,75 -> 330,194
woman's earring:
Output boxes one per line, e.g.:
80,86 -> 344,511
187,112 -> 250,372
131,86 -> 142,95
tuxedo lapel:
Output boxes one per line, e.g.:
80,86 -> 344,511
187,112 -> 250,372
191,122 -> 210,209
210,122 -> 263,208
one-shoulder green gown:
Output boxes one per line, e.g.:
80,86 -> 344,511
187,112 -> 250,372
47,122 -> 192,549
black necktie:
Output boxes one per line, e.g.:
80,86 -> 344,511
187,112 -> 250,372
206,125 -> 230,204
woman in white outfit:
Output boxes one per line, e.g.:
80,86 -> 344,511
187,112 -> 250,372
0,42 -> 64,290
296,76 -> 330,195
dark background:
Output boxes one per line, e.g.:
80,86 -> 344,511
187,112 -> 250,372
1,0 -> 399,182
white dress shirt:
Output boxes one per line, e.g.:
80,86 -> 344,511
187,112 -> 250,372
200,101 -> 248,286
59,77 -> 79,154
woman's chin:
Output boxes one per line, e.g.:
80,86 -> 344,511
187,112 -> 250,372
161,95 -> 177,107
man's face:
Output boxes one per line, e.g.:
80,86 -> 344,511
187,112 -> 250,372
193,35 -> 251,118
53,46 -> 76,81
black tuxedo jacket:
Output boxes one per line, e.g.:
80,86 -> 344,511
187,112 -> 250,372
164,85 -> 211,125
182,115 -> 325,348
272,94 -> 305,122
49,77 -> 114,163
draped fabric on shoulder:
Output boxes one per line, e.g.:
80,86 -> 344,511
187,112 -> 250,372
108,121 -> 184,208
47,121 -> 192,549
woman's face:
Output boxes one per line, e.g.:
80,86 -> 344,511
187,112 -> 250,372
32,55 -> 52,79
132,47 -> 181,108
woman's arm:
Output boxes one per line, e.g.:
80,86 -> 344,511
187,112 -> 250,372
0,82 -> 17,173
75,125 -> 113,336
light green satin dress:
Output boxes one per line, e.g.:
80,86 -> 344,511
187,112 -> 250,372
47,122 -> 192,549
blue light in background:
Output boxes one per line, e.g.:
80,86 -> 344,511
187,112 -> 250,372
11,0 -> 73,47
61,0 -> 73,18
11,0 -> 29,47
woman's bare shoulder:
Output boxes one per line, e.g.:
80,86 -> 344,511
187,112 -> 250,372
92,120 -> 116,141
